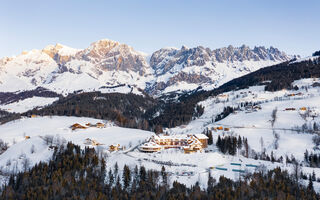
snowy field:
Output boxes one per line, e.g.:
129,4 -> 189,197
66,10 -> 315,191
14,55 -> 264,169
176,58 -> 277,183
0,96 -> 59,113
0,116 -> 152,180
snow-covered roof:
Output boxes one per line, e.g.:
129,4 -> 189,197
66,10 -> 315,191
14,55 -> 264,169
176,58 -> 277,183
140,141 -> 161,148
194,134 -> 209,139
152,134 -> 189,140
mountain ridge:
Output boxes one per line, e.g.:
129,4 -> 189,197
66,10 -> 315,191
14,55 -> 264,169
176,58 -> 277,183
0,39 -> 297,97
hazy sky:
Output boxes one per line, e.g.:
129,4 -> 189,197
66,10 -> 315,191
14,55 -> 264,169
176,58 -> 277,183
1,0 -> 319,57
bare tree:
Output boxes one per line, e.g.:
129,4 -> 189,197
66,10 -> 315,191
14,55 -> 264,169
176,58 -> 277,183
292,161 -> 301,185
6,159 -> 11,167
271,107 -> 278,127
44,135 -> 54,146
0,139 -> 8,154
22,157 -> 30,171
260,137 -> 265,153
273,130 -> 280,149
30,144 -> 35,154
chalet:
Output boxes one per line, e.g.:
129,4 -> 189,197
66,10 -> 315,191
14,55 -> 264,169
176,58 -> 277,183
217,126 -> 223,130
139,134 -> 208,153
183,138 -> 203,154
70,123 -> 87,130
25,136 -> 30,139
217,94 -> 228,98
300,107 -> 307,111
83,138 -> 102,146
95,122 -> 106,128
139,142 -> 162,152
91,139 -> 101,146
194,134 -> 209,148
224,128 -> 230,131
109,144 -> 120,152
85,123 -> 93,127
284,108 -> 296,111
30,114 -> 37,118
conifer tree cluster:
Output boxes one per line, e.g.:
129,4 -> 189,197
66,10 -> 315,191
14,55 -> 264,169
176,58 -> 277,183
304,150 -> 320,168
216,135 -> 247,156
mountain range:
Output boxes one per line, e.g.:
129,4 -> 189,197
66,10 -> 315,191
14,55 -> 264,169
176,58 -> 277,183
0,39 -> 297,98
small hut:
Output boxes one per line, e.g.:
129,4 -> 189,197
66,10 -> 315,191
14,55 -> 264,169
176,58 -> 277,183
109,144 -> 120,152
217,126 -> 223,130
71,123 -> 87,130
96,122 -> 106,128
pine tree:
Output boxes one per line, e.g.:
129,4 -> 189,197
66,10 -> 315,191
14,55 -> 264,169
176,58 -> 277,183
208,131 -> 213,145
308,175 -> 314,191
108,169 -> 114,186
139,166 -> 147,183
123,165 -> 131,190
237,135 -> 242,149
161,166 -> 167,187
244,138 -> 249,158
216,135 -> 222,151
114,162 -> 118,176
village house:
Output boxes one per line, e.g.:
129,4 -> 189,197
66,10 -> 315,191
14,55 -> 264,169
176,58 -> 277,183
139,134 -> 208,153
95,122 -> 106,128
284,108 -> 296,111
71,123 -> 87,130
109,144 -> 120,152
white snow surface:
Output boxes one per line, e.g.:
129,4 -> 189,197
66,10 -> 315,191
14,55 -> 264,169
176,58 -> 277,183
0,97 -> 59,113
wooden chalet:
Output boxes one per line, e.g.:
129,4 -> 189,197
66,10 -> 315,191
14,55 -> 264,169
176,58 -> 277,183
109,144 -> 120,152
71,123 -> 87,130
95,122 -> 106,128
194,134 -> 209,148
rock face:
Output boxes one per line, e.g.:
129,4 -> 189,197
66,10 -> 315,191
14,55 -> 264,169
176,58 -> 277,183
42,43 -> 78,64
148,45 -> 294,95
75,39 -> 149,75
0,39 -> 296,97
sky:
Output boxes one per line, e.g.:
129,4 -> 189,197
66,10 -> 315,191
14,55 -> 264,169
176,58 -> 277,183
1,0 -> 319,58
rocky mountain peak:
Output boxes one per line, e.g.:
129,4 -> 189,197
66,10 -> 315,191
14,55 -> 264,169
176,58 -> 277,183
42,43 -> 80,64
73,39 -> 149,76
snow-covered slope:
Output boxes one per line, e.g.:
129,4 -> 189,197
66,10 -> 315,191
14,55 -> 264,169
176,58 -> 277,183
168,78 -> 320,157
0,96 -> 58,113
0,116 -> 153,174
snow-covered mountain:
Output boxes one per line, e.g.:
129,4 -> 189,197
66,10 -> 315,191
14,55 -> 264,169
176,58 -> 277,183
148,45 -> 294,95
0,39 -> 295,100
0,39 -> 152,96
